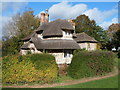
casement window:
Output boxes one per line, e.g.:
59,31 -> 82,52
65,31 -> 68,35
64,50 -> 71,58
65,31 -> 71,35
64,52 -> 67,57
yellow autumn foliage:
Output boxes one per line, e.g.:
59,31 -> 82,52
2,54 -> 58,84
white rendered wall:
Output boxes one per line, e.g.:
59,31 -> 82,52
49,51 -> 73,64
44,37 -> 62,40
88,43 -> 97,51
24,41 -> 29,44
29,43 -> 41,53
79,43 -> 88,50
21,43 -> 41,55
78,43 -> 97,51
37,34 -> 43,39
62,31 -> 73,40
20,50 -> 30,55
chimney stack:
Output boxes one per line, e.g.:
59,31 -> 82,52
45,9 -> 49,23
40,12 -> 45,25
40,9 -> 49,25
68,19 -> 75,29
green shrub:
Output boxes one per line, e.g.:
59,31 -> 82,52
118,50 -> 120,58
2,54 -> 58,84
117,50 -> 120,70
27,51 -> 32,55
73,49 -> 86,55
68,51 -> 114,79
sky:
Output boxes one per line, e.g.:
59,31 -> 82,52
1,1 -> 119,38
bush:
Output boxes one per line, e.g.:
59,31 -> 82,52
73,49 -> 86,55
2,54 -> 58,84
118,50 -> 120,58
67,51 -> 114,79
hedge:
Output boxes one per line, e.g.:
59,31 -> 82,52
118,50 -> 120,58
67,50 -> 114,79
2,54 -> 58,84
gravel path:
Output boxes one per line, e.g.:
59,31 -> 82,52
2,68 -> 118,88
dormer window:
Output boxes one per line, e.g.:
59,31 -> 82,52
65,31 -> 67,35
30,41 -> 33,43
65,31 -> 71,35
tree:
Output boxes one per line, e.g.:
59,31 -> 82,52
4,8 -> 40,39
2,8 -> 40,56
112,29 -> 120,51
73,14 -> 109,48
104,23 -> 120,51
73,15 -> 94,33
107,23 -> 120,40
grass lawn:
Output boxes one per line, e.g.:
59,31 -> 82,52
55,75 -> 118,88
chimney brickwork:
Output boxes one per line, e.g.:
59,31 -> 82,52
45,9 -> 49,23
40,13 -> 45,25
40,9 -> 49,25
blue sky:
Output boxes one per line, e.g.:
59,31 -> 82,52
27,2 -> 118,22
1,1 -> 118,37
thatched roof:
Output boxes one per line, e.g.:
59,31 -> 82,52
73,33 -> 77,38
32,39 -> 80,50
35,22 -> 48,32
30,37 -> 42,44
22,31 -> 37,41
21,42 -> 30,49
42,19 -> 74,37
74,32 -> 98,43
60,19 -> 75,30
22,19 -> 74,40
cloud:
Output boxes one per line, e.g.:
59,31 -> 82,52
0,16 -> 12,38
46,2 -> 117,25
0,3 -> 2,40
48,1 -> 87,20
2,2 -> 28,15
45,2 -> 117,30
100,18 -> 118,30
83,8 -> 117,23
1,2 -> 28,38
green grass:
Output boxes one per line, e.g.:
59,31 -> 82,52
55,75 -> 118,88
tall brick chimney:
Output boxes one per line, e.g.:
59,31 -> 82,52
45,9 -> 49,23
40,12 -> 45,25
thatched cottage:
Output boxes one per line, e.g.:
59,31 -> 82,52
74,32 -> 98,51
20,10 -> 98,65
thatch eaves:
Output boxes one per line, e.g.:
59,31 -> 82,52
73,33 -> 77,38
42,19 -> 75,37
60,19 -> 75,30
33,39 -> 80,50
35,22 -> 48,32
74,32 -> 98,43
42,20 -> 62,37
22,19 -> 75,40
22,31 -> 37,41
21,42 -> 30,49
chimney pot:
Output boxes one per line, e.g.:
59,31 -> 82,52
45,9 -> 49,23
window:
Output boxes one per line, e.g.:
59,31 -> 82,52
64,50 -> 71,58
64,52 -> 67,57
68,31 -> 71,35
65,31 -> 68,35
65,31 -> 71,35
